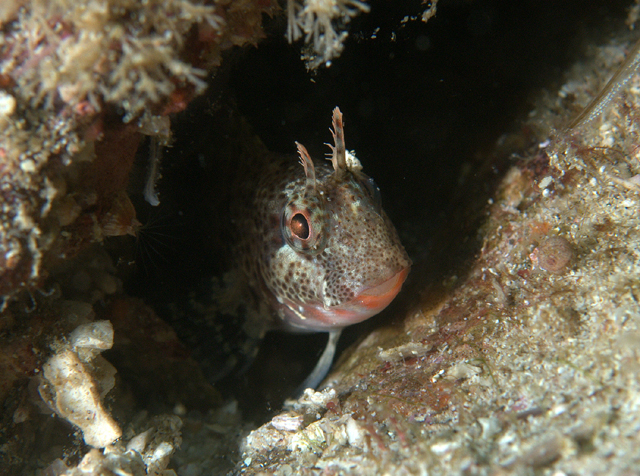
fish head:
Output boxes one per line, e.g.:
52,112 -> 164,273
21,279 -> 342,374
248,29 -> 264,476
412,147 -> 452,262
266,108 -> 411,332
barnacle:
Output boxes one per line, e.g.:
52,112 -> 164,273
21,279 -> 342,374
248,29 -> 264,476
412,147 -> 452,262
532,236 -> 573,274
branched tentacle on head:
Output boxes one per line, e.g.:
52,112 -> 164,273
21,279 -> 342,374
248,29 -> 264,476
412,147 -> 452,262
296,141 -> 316,195
327,107 -> 347,177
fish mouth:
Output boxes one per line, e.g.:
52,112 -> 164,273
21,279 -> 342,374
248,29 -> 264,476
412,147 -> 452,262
344,267 -> 410,319
281,267 -> 410,331
350,267 -> 410,317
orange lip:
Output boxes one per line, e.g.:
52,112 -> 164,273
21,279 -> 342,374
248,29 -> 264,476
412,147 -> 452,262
352,267 -> 410,312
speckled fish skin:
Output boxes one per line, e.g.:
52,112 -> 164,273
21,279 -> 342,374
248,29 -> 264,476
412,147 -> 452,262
234,108 -> 411,335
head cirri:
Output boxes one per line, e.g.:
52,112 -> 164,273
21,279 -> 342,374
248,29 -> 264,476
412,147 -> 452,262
241,107 -> 411,333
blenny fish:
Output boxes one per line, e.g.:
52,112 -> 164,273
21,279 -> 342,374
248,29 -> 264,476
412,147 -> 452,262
228,107 -> 411,391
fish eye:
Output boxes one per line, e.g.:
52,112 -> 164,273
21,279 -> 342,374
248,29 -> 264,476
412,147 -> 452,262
290,213 -> 310,239
281,200 -> 325,253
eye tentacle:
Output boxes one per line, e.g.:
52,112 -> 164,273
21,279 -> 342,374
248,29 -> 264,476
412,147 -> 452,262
327,106 -> 347,177
296,141 -> 316,195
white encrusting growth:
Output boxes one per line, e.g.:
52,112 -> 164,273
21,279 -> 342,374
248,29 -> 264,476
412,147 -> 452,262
38,320 -> 121,448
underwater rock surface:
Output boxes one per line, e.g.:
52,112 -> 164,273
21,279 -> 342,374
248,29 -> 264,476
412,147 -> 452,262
237,12 -> 640,476
0,0 -> 275,303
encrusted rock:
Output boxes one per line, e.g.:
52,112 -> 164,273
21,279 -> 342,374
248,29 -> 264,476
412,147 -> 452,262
38,320 -> 121,448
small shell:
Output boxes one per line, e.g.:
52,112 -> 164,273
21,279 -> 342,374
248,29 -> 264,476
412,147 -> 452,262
537,236 -> 573,274
270,412 -> 304,432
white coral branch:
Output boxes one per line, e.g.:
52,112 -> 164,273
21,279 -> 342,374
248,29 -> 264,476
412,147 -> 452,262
286,0 -> 369,68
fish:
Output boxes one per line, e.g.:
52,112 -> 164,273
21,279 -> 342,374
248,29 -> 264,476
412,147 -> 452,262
230,107 -> 411,391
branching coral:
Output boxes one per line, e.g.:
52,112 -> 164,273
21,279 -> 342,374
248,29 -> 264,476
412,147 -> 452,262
286,0 -> 370,69
285,0 -> 439,69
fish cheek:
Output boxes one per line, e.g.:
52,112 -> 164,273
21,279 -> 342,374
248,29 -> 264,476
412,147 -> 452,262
270,246 -> 324,306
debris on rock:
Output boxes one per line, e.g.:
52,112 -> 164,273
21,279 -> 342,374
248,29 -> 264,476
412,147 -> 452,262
41,414 -> 182,476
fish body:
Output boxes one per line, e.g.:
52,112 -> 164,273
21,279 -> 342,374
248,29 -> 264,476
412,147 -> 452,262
233,108 -> 411,343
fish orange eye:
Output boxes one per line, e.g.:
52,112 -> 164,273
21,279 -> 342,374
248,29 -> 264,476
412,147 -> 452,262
282,199 -> 325,254
290,213 -> 310,239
